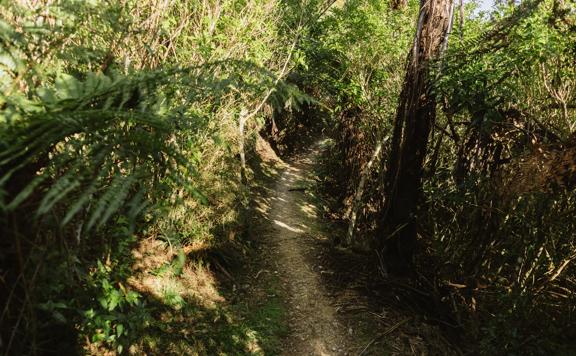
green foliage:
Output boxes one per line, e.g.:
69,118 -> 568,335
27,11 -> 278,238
436,0 -> 575,134
302,0 -> 416,124
313,0 -> 576,353
0,0 -> 312,354
82,259 -> 149,352
301,0 -> 418,245
420,0 -> 576,352
0,61 -> 302,228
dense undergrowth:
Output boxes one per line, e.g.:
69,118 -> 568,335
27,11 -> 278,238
2,0 -> 576,354
0,0 -> 312,354
301,0 -> 576,354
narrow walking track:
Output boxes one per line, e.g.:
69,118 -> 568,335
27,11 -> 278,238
253,140 -> 352,355
250,138 -> 451,355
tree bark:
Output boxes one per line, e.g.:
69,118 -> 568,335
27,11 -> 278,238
378,0 -> 454,273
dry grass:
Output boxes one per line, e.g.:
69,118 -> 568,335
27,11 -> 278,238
129,239 -> 225,309
499,144 -> 576,197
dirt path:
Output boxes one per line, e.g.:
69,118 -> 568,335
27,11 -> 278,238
246,137 -> 460,356
252,140 -> 352,355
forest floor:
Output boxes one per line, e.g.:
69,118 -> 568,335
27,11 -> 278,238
242,137 -> 449,355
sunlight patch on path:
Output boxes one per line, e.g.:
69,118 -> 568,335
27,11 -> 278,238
274,219 -> 306,233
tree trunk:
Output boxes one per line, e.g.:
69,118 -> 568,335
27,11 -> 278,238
378,0 -> 454,273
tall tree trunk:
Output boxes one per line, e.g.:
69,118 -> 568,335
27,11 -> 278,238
378,0 -> 454,273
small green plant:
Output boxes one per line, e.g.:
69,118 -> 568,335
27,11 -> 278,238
162,287 -> 187,310
81,253 -> 150,353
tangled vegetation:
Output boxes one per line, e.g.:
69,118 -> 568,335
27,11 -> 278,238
1,0 -> 309,353
304,0 -> 576,353
1,0 -> 575,354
